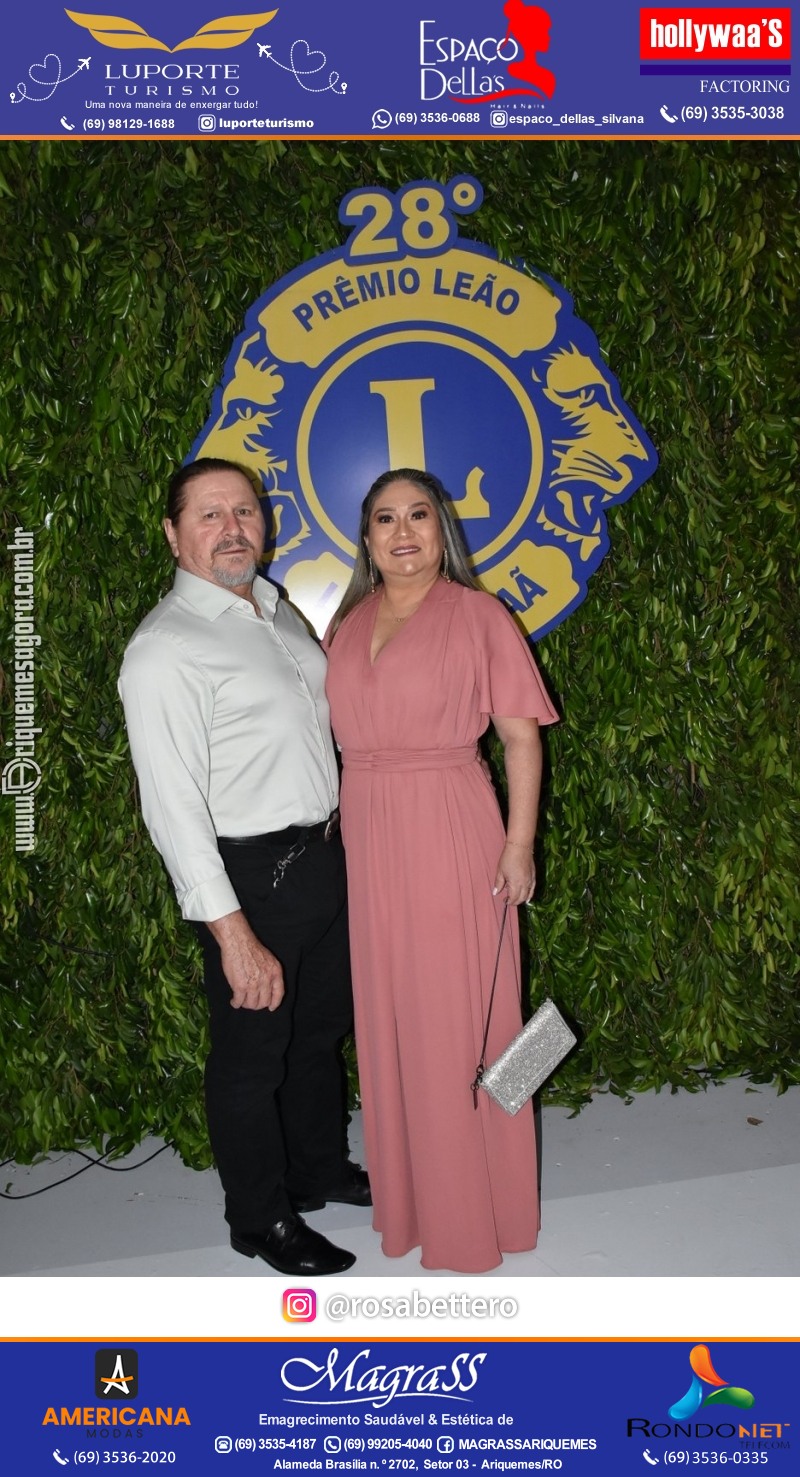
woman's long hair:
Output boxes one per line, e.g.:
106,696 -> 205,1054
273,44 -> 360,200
327,468 -> 478,641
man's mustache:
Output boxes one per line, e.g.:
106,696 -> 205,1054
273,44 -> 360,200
213,538 -> 255,555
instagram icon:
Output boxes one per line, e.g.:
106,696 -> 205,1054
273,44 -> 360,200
283,1289 -> 317,1322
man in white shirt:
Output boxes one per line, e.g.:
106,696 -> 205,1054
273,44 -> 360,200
119,457 -> 369,1276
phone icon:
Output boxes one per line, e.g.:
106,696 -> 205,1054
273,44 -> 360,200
659,105 -> 678,123
60,117 -> 76,131
53,1451 -> 69,1466
643,1450 -> 660,1467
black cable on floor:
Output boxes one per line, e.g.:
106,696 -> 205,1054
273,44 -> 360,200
0,1144 -> 171,1199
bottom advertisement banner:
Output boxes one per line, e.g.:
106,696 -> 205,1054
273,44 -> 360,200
0,1339 -> 795,1475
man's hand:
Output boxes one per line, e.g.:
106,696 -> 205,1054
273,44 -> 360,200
207,911 -> 285,1011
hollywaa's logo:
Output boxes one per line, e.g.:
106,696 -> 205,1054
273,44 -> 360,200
65,8 -> 277,51
190,174 -> 658,641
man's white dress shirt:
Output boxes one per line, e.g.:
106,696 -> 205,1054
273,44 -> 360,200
119,569 -> 339,923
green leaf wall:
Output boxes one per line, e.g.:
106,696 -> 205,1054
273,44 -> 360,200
1,141 -> 798,1164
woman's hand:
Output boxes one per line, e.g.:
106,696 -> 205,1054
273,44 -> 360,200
490,716 -> 542,906
493,842 -> 536,906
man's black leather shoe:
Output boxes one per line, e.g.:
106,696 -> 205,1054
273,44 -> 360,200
290,1162 -> 372,1214
230,1215 -> 356,1275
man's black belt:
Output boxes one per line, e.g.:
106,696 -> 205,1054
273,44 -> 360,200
218,810 -> 340,847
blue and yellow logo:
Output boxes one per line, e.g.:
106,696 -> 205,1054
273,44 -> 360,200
191,175 -> 658,639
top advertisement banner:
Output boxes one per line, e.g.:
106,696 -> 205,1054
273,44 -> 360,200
1,1 -> 797,140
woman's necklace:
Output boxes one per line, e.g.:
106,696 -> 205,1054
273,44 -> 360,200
381,591 -> 426,624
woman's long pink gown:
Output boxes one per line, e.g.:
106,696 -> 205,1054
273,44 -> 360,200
325,578 -> 559,1272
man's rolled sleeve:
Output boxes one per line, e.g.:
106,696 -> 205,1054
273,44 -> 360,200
118,632 -> 240,923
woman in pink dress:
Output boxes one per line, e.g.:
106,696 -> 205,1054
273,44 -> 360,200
324,469 -> 559,1272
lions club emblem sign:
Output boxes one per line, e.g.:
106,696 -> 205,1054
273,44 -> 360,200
190,175 -> 657,638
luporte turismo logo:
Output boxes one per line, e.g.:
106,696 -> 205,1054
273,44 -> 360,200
65,7 -> 278,52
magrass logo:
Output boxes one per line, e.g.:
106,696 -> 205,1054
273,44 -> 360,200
95,1349 -> 139,1399
668,1344 -> 755,1421
280,1347 -> 486,1410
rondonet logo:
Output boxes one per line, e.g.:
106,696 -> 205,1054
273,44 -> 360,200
626,1343 -> 792,1446
640,8 -> 791,61
281,1348 -> 486,1409
190,175 -> 658,641
667,1345 -> 754,1420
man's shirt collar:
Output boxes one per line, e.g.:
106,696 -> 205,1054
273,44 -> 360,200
172,567 -> 279,622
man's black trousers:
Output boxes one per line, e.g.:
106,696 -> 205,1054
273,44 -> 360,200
194,830 -> 353,1231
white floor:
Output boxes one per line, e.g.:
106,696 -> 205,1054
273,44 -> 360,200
3,1078 -> 798,1279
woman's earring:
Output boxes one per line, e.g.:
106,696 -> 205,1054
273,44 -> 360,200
367,554 -> 376,592
442,547 -> 451,582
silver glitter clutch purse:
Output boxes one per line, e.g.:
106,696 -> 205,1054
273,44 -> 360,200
478,1000 -> 577,1115
471,904 -> 576,1116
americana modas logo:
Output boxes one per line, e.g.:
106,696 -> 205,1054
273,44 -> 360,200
43,1348 -> 190,1430
190,173 -> 658,641
95,1348 -> 139,1399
